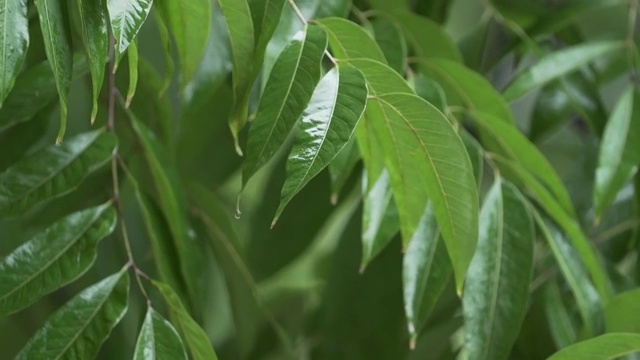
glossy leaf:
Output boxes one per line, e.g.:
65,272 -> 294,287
604,288 -> 640,333
35,0 -> 73,143
0,129 -> 116,217
75,0 -> 108,122
367,92 -> 478,293
15,270 -> 130,359
0,0 -> 29,106
152,281 -> 218,360
594,87 -> 640,219
242,25 -> 328,188
126,40 -> 139,107
370,17 -> 407,74
463,179 -> 534,360
361,170 -> 399,268
106,0 -> 153,65
389,11 -> 462,62
0,203 -> 116,317
274,64 -> 368,223
315,17 -> 386,62
503,41 -> 623,101
547,333 -> 640,360
134,307 -> 188,360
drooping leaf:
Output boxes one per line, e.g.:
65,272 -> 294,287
370,16 -> 407,74
134,307 -> 188,360
503,40 -> 624,101
388,11 -> 462,62
403,203 -> 451,346
154,10 -> 175,96
106,0 -> 153,66
242,25 -> 328,188
315,17 -> 386,62
274,64 -> 368,223
0,0 -> 29,106
0,129 -> 116,217
126,40 -> 139,107
248,0 -> 286,66
463,179 -> 534,360
544,279 -> 578,348
75,0 -> 108,123
35,0 -> 73,143
152,281 -> 219,360
15,270 -> 130,359
0,203 -> 116,317
328,137 -> 360,201
547,333 -> 640,360
594,87 -> 640,220
361,170 -> 399,268
604,288 -> 640,333
460,130 -> 483,187
366,92 -> 478,293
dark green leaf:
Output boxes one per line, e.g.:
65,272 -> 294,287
410,73 -> 447,112
154,10 -> 175,96
460,130 -> 483,187
547,333 -> 640,360
463,179 -> 534,360
315,17 -> 386,62
604,288 -> 640,333
0,129 -> 116,217
15,270 -> 130,359
361,170 -> 399,268
370,17 -> 407,74
106,0 -> 152,65
544,280 -> 578,348
328,137 -> 360,201
248,0 -> 286,65
134,307 -> 188,360
0,0 -> 29,106
389,11 -> 461,62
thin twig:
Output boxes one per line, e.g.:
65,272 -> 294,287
287,0 -> 337,65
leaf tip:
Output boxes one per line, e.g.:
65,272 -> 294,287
235,195 -> 242,220
330,193 -> 338,205
409,335 -> 417,350
359,264 -> 366,274
234,139 -> 244,156
270,218 -> 277,229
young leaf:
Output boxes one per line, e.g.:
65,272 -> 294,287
463,179 -> 534,360
367,92 -> 478,293
389,11 -> 462,62
274,64 -> 368,223
126,40 -> 139,107
0,129 -> 117,217
594,87 -> 640,219
0,203 -> 116,317
0,0 -> 29,106
604,288 -> 640,333
134,307 -> 188,360
547,333 -> 640,360
15,270 -> 130,359
75,0 -> 108,123
370,16 -> 407,74
503,40 -> 623,101
242,25 -> 328,188
361,170 -> 399,268
35,0 -> 73,143
106,0 -> 153,66
403,203 -> 451,347
152,281 -> 219,360
315,17 -> 386,62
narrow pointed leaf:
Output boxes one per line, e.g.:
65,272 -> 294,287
126,40 -> 139,107
604,288 -> 640,333
274,64 -> 367,222
0,129 -> 116,217
0,0 -> 29,106
390,11 -> 462,62
503,41 -> 623,101
361,170 -> 399,267
544,280 -> 578,348
35,0 -> 73,143
370,17 -> 407,74
248,0 -> 286,65
594,87 -> 640,219
0,203 -> 116,317
75,0 -> 108,123
460,130 -> 483,187
547,333 -> 640,360
134,307 -> 188,360
315,17 -> 386,62
15,270 -> 130,360
106,0 -> 153,65
463,179 -> 534,360
242,25 -> 328,188
152,281 -> 218,360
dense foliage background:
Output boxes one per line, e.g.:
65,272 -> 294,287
2,0 -> 640,358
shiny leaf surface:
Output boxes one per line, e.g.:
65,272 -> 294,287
547,333 -> 640,360
106,0 -> 153,65
134,307 -> 188,360
0,0 -> 29,106
361,170 -> 399,268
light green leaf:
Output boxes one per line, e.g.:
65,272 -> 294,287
75,0 -> 108,123
315,17 -> 386,62
106,0 -> 153,66
503,41 -> 624,101
35,0 -> 73,143
242,25 -> 328,188
361,170 -> 399,268
274,64 -> 368,223
126,40 -> 139,107
605,288 -> 640,333
544,280 -> 578,348
594,87 -> 640,219
152,281 -> 219,360
403,203 -> 451,346
0,129 -> 116,217
0,203 -> 116,317
547,333 -> 640,360
370,16 -> 407,74
154,10 -> 175,96
134,307 -> 188,360
463,179 -> 534,360
0,0 -> 29,106
389,11 -> 462,62
15,270 -> 130,360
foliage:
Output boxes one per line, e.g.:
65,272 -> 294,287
1,0 -> 640,358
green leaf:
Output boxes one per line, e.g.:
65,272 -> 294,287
547,333 -> 640,360
410,73 -> 447,112
503,41 -> 624,101
544,280 -> 578,348
366,92 -> 478,293
15,270 -> 130,359
242,25 -> 328,188
35,0 -> 73,143
604,288 -> 640,333
0,0 -> 29,106
361,170 -> 399,268
154,10 -> 175,96
0,129 -> 116,217
315,17 -> 386,62
462,178 -> 534,360
594,87 -> 640,220
106,0 -> 153,66
126,40 -> 139,107
274,64 -> 368,223
0,203 -> 116,317
248,0 -> 286,65
403,203 -> 451,346
344,58 -> 412,94
156,0 -> 211,86
152,281 -> 219,360
370,17 -> 407,74
328,137 -> 360,201
75,0 -> 108,123
134,307 -> 188,360
460,130 -> 483,188
389,11 -> 462,62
